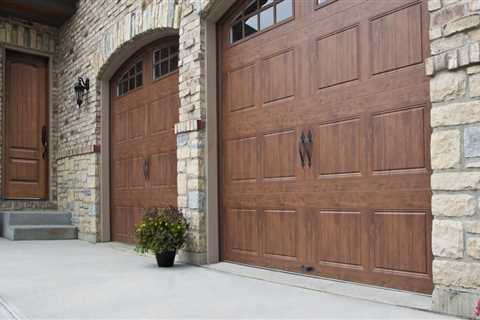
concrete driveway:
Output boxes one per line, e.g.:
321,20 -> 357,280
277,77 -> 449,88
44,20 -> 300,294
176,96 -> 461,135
0,239 -> 457,319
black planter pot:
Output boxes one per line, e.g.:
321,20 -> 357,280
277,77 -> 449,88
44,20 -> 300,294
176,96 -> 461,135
155,250 -> 176,267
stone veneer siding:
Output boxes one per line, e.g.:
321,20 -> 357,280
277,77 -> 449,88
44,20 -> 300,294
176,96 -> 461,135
426,0 -> 480,317
0,17 -> 58,210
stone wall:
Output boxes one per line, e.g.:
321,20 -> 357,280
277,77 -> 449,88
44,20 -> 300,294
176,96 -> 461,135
56,0 -> 182,240
175,0 -> 210,264
426,0 -> 480,317
0,17 -> 58,209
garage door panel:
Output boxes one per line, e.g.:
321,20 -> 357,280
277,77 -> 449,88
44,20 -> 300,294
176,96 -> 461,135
261,49 -> 295,104
312,210 -> 363,267
372,106 -> 426,172
226,208 -> 260,255
314,118 -> 362,177
148,94 -> 178,135
316,25 -> 359,89
129,157 -> 147,189
113,159 -> 128,190
128,105 -> 147,140
263,129 -> 297,180
150,152 -> 177,187
227,136 -> 257,182
228,63 -> 256,112
370,2 -> 424,75
373,211 -> 430,275
263,209 -> 298,261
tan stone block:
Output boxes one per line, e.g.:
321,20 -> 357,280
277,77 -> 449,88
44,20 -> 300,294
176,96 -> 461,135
431,130 -> 460,169
430,70 -> 466,102
431,34 -> 465,55
467,65 -> 480,74
177,174 -> 187,195
444,14 -> 480,37
431,172 -> 480,190
466,237 -> 480,258
433,260 -> 480,288
429,0 -> 442,11
465,221 -> 480,233
470,73 -> 480,97
432,193 -> 476,216
431,100 -> 480,127
432,220 -> 464,258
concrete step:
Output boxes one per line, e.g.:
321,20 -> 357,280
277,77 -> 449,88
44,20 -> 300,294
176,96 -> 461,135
1,211 -> 72,226
5,225 -> 77,241
0,211 -> 77,241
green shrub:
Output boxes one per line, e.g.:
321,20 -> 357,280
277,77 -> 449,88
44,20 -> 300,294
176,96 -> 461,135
135,206 -> 189,254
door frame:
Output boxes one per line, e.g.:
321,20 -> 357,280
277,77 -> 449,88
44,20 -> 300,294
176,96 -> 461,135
1,45 -> 54,201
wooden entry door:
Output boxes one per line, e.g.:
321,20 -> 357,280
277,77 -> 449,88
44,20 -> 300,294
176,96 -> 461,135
110,37 -> 179,243
218,0 -> 432,293
4,50 -> 49,199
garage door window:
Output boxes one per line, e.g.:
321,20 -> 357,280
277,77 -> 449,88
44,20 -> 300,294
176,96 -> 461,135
153,44 -> 179,80
230,0 -> 293,43
117,60 -> 143,96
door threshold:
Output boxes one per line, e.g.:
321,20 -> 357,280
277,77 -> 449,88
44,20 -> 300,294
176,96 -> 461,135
206,262 -> 432,312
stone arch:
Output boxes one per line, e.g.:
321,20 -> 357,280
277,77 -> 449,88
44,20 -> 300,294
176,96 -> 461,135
96,27 -> 180,242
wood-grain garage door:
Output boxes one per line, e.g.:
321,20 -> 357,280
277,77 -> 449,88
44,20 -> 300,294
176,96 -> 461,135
110,37 -> 179,243
218,0 -> 432,293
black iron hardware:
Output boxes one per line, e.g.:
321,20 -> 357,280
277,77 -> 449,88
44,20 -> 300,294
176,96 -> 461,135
143,158 -> 149,179
300,265 -> 314,273
305,129 -> 313,168
41,125 -> 49,160
299,131 -> 306,168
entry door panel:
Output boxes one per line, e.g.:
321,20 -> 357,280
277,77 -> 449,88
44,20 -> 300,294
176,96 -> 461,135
219,0 -> 432,293
5,51 -> 49,199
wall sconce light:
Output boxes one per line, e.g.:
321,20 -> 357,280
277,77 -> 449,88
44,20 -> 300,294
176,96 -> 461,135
74,77 -> 90,108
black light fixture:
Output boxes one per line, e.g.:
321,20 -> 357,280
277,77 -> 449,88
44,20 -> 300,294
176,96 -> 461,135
74,77 -> 90,107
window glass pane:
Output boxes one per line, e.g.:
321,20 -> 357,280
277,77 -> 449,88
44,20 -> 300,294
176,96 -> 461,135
170,55 -> 178,72
135,61 -> 142,73
154,51 -> 160,63
276,0 -> 293,22
170,45 -> 178,54
244,14 -> 258,37
244,0 -> 257,16
120,81 -> 128,95
161,47 -> 169,59
129,77 -> 135,90
161,60 -> 169,75
129,67 -> 135,77
136,74 -> 142,87
259,0 -> 273,8
260,7 -> 274,30
231,21 -> 243,42
154,65 -> 160,79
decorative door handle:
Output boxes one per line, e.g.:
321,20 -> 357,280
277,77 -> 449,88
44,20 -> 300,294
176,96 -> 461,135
305,129 -> 313,168
299,131 -> 306,168
143,158 -> 149,179
41,126 -> 49,160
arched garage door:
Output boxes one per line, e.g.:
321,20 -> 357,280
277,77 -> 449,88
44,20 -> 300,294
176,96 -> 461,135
218,0 -> 432,293
110,37 -> 179,243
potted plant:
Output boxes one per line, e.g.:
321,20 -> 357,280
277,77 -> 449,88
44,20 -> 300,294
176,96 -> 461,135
135,206 -> 189,267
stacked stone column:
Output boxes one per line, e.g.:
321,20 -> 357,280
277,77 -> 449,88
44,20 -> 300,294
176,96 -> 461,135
175,1 -> 208,264
427,0 -> 480,317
